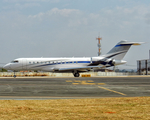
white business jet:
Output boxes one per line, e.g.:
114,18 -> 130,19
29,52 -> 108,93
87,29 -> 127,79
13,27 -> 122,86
3,40 -> 143,77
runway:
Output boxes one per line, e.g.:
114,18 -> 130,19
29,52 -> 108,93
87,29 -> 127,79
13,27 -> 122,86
0,76 -> 150,99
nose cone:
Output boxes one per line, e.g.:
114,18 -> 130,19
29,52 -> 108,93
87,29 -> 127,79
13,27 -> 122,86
3,63 -> 11,70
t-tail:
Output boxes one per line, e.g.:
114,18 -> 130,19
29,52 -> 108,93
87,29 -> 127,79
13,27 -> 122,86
103,40 -> 143,60
96,40 -> 144,67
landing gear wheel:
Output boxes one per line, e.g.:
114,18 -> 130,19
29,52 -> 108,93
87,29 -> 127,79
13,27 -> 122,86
13,71 -> 16,78
74,73 -> 80,77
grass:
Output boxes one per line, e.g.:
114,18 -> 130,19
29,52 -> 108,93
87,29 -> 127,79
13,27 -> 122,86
0,97 -> 150,120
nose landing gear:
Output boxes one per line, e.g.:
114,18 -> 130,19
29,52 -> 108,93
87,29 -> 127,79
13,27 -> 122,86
13,71 -> 16,78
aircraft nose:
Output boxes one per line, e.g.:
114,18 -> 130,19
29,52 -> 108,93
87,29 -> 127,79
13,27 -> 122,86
3,63 -> 11,70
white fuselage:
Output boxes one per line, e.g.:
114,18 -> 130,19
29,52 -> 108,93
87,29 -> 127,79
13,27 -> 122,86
3,57 -> 126,73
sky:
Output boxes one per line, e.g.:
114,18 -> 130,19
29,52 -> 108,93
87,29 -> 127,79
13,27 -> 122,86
0,0 -> 150,69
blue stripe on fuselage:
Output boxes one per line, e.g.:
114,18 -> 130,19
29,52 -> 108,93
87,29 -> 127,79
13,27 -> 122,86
33,61 -> 91,68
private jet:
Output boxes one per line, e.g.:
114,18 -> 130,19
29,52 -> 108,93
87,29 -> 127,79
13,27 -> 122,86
3,40 -> 143,77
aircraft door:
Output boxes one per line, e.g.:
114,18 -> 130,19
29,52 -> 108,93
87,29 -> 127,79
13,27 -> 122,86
22,59 -> 27,70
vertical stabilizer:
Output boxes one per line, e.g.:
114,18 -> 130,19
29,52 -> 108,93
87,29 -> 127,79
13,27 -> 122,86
104,40 -> 143,60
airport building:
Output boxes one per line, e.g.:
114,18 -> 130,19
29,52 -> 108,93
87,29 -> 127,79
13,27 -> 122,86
137,59 -> 150,75
137,51 -> 150,75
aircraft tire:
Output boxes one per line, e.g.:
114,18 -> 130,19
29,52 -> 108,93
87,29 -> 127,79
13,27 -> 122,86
74,73 -> 80,77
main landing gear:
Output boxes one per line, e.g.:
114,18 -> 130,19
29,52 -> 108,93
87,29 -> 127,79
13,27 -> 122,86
73,72 -> 80,77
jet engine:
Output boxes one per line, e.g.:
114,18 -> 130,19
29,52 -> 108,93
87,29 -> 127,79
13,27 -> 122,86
106,59 -> 127,66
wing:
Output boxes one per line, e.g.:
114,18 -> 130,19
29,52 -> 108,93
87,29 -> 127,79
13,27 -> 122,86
53,66 -> 105,72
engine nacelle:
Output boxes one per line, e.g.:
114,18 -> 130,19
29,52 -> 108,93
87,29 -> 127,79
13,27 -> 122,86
91,57 -> 127,66
106,59 -> 127,66
114,60 -> 127,65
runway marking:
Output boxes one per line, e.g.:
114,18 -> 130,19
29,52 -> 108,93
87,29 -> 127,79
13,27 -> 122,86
97,83 -> 105,85
72,83 -> 80,85
98,86 -> 126,96
74,80 -> 81,82
87,80 -> 94,82
80,81 -> 96,85
66,80 -> 73,82
66,80 -> 105,85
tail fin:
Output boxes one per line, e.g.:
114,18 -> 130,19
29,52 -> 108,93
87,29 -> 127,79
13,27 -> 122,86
104,40 -> 143,60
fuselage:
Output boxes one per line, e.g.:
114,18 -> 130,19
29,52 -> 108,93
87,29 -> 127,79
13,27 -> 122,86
3,57 -> 96,72
3,57 -> 126,72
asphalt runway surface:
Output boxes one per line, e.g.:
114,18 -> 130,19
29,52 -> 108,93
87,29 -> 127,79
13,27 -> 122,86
0,76 -> 150,99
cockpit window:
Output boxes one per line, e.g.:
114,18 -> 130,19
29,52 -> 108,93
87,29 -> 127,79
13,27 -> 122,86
11,60 -> 19,63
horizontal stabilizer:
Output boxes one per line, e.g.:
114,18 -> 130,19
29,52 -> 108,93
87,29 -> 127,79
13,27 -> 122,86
119,41 -> 144,45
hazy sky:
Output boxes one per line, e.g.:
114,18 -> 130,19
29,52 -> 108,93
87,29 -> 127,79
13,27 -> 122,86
0,0 -> 150,69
